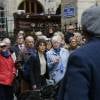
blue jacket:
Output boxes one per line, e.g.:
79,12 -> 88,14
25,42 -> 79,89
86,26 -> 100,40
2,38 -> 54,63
46,48 -> 69,84
58,38 -> 100,100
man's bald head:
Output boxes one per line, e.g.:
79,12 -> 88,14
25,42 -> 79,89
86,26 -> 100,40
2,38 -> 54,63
25,36 -> 34,48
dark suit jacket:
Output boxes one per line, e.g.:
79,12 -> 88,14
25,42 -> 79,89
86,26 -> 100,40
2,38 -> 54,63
12,45 -> 20,56
12,45 -> 25,66
58,38 -> 100,100
28,51 -> 49,88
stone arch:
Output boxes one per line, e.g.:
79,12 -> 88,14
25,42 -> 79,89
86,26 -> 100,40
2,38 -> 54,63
17,0 -> 44,14
56,4 -> 61,15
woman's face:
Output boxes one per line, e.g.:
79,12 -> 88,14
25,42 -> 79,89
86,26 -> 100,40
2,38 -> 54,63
70,37 -> 78,49
38,43 -> 46,53
52,41 -> 61,49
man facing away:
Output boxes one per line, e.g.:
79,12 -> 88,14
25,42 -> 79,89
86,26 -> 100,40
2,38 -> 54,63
58,6 -> 100,100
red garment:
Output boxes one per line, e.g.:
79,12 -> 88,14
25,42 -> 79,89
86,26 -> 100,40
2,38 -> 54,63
0,54 -> 16,86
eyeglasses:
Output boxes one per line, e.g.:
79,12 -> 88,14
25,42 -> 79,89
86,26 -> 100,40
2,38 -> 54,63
0,45 -> 7,48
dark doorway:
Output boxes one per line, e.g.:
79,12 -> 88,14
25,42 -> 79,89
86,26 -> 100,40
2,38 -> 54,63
56,4 -> 61,15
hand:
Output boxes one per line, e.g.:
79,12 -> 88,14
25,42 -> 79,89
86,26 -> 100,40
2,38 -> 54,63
32,85 -> 37,90
52,56 -> 60,64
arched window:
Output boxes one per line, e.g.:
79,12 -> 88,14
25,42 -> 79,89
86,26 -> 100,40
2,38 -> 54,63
18,0 -> 44,14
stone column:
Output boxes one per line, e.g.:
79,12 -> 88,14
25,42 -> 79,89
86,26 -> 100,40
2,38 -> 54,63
4,0 -> 17,36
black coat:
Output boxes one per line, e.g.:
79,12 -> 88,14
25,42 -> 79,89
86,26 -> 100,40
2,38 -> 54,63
28,51 -> 49,88
58,38 -> 100,100
12,45 -> 20,56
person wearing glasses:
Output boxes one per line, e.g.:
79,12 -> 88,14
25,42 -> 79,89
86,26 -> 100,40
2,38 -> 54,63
0,41 -> 16,100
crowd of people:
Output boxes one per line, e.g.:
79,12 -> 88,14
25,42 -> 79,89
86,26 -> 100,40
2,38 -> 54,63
1,5 -> 99,100
0,24 -> 85,100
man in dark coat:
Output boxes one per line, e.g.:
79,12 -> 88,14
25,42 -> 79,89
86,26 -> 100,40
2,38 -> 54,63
58,6 -> 100,100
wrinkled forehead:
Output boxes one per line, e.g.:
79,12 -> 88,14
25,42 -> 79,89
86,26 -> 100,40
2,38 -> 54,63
25,36 -> 34,42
